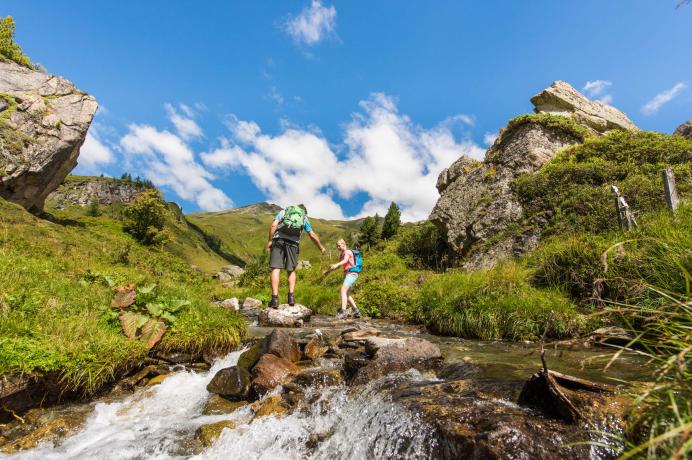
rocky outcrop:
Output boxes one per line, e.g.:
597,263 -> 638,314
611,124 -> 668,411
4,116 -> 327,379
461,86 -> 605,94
531,80 -> 638,133
258,304 -> 313,327
45,177 -> 148,210
0,60 -> 98,212
430,81 -> 638,269
674,120 -> 692,139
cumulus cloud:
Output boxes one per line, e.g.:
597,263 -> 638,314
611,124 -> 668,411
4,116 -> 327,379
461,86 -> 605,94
165,103 -> 203,140
642,82 -> 687,115
582,80 -> 614,104
483,131 -> 498,146
202,93 -> 483,221
284,0 -> 337,46
77,124 -> 115,173
120,122 -> 232,211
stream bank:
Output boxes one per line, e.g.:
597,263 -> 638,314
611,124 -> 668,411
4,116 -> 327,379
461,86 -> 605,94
0,314 -> 647,459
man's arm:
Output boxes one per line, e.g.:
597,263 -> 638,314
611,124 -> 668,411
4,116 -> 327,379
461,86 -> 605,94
308,230 -> 326,254
267,220 -> 279,250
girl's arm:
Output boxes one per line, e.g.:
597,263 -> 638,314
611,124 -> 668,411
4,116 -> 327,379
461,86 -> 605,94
330,252 -> 349,271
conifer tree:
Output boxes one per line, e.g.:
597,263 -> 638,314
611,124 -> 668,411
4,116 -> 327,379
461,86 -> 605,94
381,202 -> 401,239
358,216 -> 380,249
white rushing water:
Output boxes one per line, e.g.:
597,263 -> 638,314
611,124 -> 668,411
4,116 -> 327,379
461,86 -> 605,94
6,352 -> 438,460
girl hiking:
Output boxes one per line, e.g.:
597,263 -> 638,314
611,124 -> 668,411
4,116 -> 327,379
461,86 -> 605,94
324,239 -> 362,319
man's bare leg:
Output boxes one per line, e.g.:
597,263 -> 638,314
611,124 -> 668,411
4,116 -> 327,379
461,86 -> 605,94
271,268 -> 281,296
287,270 -> 297,293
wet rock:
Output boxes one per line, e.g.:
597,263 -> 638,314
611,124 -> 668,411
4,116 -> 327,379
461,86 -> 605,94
343,350 -> 370,380
262,328 -> 302,363
145,374 -> 169,386
674,120 -> 692,139
364,336 -> 404,355
118,365 -> 160,391
214,298 -> 239,310
304,339 -> 329,360
195,420 -> 236,447
202,395 -> 249,416
437,361 -> 480,380
0,409 -> 89,453
242,297 -> 262,309
206,366 -> 251,400
258,304 -> 313,327
589,326 -> 633,346
154,351 -> 198,364
352,338 -> 442,385
341,327 -> 380,341
394,378 -> 625,460
251,394 -> 289,418
237,341 -> 264,371
293,368 -> 343,388
0,60 -> 98,212
251,354 -> 300,394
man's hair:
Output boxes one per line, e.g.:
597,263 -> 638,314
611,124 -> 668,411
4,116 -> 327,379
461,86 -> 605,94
298,204 -> 307,213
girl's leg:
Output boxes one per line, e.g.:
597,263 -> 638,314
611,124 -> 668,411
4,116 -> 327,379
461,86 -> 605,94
340,284 -> 349,312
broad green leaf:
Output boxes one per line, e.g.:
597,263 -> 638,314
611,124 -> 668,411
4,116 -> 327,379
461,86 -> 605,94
103,275 -> 116,288
146,303 -> 163,317
160,311 -> 177,324
138,284 -> 157,295
165,299 -> 190,313
140,319 -> 167,349
119,311 -> 148,339
111,288 -> 136,309
135,314 -> 149,329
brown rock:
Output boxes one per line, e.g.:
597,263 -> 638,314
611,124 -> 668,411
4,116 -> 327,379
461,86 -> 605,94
251,354 -> 300,394
341,327 -> 380,341
251,394 -> 289,418
352,338 -> 442,385
202,395 -> 248,416
146,374 -> 169,386
304,339 -> 329,360
673,120 -> 692,139
195,420 -> 236,447
262,328 -> 301,363
292,368 -> 343,388
206,366 -> 251,400
242,297 -> 262,309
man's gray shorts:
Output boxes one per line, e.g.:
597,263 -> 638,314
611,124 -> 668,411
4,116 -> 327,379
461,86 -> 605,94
269,238 -> 299,272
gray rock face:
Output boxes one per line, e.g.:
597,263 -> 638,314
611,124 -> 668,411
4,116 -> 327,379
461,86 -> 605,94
430,81 -> 638,269
531,80 -> 637,133
0,60 -> 98,212
45,177 -> 147,210
674,120 -> 692,139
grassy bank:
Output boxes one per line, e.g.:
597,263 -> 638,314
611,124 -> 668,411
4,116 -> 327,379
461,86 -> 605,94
0,198 -> 246,396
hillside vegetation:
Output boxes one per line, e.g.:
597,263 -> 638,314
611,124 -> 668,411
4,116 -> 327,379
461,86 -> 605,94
0,197 -> 246,396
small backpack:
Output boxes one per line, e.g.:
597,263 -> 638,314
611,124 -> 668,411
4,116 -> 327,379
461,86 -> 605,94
347,248 -> 364,273
280,205 -> 306,233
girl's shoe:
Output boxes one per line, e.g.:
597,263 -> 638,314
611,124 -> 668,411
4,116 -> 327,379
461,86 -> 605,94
336,308 -> 347,320
352,308 -> 362,319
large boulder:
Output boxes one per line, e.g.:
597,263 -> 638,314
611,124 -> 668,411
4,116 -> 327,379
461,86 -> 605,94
258,304 -> 313,327
0,60 -> 98,212
531,80 -> 638,133
674,120 -> 692,139
430,81 -> 638,269
251,354 -> 300,394
206,366 -> 251,400
351,338 -> 442,385
261,328 -> 301,363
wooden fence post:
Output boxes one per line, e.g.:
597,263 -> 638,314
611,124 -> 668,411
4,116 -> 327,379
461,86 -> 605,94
611,185 -> 637,231
662,167 -> 679,213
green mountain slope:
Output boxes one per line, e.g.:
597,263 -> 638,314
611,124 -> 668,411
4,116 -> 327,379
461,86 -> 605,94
188,203 -> 365,267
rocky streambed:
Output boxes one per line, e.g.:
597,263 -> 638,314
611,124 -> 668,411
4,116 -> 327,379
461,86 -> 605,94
0,311 -> 647,460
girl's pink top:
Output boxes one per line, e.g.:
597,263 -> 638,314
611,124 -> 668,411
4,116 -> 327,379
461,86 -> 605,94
341,249 -> 355,274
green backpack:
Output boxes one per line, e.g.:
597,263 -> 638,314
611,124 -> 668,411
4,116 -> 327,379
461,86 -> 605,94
280,205 -> 306,232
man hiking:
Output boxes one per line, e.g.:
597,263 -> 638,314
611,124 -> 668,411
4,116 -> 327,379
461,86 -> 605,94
267,204 -> 325,308
324,238 -> 362,319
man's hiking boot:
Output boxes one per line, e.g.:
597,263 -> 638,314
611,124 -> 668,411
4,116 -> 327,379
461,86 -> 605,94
269,295 -> 279,309
288,292 -> 295,306
336,308 -> 347,320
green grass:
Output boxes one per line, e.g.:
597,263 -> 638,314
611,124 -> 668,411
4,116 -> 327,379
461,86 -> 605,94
0,197 -> 246,395
503,113 -> 591,143
414,261 -> 588,341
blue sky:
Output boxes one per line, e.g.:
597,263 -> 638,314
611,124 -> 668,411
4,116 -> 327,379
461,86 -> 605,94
5,1 -> 692,219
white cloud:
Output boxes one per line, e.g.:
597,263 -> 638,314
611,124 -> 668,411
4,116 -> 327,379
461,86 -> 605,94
268,86 -> 284,106
642,82 -> 688,115
77,124 -> 115,173
483,131 -> 498,146
284,0 -> 337,46
120,123 -> 232,211
165,103 -> 203,140
582,80 -> 614,105
202,93 -> 483,221
583,80 -> 612,97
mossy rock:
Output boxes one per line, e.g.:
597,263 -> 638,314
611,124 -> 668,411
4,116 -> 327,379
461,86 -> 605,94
236,340 -> 263,371
194,420 -> 236,447
202,394 -> 248,416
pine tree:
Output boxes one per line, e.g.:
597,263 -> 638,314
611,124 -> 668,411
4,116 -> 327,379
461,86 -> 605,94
85,196 -> 101,217
0,16 -> 32,68
358,216 -> 380,249
381,202 -> 401,240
